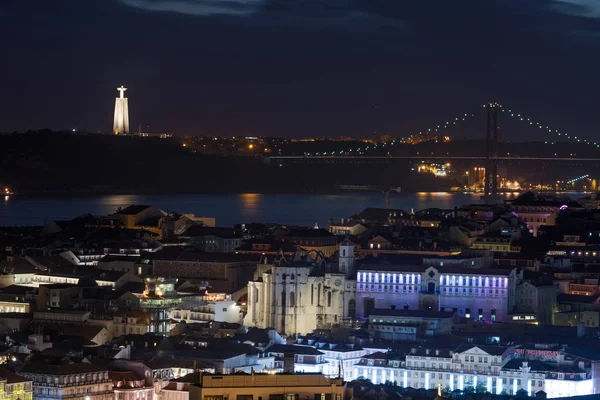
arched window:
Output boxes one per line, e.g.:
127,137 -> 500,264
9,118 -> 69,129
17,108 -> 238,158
317,283 -> 321,305
342,249 -> 346,257
327,291 -> 332,307
290,291 -> 295,307
311,284 -> 314,305
348,299 -> 356,318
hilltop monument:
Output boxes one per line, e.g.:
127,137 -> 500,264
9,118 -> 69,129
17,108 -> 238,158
113,86 -> 130,135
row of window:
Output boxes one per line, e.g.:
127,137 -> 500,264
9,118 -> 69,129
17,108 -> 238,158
28,373 -> 109,384
203,395 -> 341,400
440,276 -> 508,287
358,273 -> 420,284
358,284 -> 419,292
357,284 -> 506,297
443,288 -> 507,296
356,369 -> 546,387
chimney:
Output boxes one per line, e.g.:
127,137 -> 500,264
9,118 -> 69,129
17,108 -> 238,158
577,322 -> 585,337
283,352 -> 295,373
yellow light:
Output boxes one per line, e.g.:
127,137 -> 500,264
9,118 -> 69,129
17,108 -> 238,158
182,143 -> 187,147
248,144 -> 254,149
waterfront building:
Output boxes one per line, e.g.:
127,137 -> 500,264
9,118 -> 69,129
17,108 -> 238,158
113,205 -> 166,233
189,374 -> 345,400
113,86 -> 130,135
244,241 -> 356,335
355,264 -> 521,322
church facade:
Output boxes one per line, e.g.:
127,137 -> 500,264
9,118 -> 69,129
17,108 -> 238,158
244,240 -> 357,335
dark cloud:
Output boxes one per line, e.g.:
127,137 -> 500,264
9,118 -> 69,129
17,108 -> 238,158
0,0 -> 599,139
552,0 -> 600,17
119,0 -> 266,16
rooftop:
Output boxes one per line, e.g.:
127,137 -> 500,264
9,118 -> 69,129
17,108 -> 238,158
20,362 -> 107,375
0,368 -> 29,384
116,205 -> 152,215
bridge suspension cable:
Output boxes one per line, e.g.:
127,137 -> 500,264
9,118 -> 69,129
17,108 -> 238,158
566,174 -> 590,184
306,109 -> 479,156
496,103 -> 599,148
304,101 -> 597,157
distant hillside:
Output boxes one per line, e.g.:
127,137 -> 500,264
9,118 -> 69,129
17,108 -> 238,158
0,131 -> 466,194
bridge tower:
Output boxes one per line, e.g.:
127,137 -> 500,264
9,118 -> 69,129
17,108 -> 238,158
483,102 -> 501,202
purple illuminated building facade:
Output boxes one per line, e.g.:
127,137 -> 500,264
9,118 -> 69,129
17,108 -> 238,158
355,264 -> 522,322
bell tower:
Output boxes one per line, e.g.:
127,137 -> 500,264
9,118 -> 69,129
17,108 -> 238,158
338,236 -> 355,277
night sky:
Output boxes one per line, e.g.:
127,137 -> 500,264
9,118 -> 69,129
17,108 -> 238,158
1,0 -> 599,140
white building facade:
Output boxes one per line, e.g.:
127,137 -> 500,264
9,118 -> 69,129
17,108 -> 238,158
352,344 -> 597,398
244,241 -> 357,335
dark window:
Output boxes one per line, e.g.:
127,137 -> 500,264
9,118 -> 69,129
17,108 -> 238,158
363,298 -> 375,317
428,282 -> 436,294
348,299 -> 356,318
317,284 -> 321,305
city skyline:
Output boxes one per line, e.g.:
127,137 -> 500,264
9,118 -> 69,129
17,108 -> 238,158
1,1 -> 599,139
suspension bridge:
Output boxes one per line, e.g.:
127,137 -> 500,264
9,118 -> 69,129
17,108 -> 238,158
266,102 -> 600,201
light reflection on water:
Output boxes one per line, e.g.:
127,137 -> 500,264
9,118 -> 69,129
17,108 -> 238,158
0,192 -> 526,227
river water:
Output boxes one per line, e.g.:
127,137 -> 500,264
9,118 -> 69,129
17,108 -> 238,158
1,192 -> 524,227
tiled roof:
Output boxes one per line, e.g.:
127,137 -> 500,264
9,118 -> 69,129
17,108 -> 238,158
116,205 -> 152,215
20,362 -> 107,375
0,368 -> 29,383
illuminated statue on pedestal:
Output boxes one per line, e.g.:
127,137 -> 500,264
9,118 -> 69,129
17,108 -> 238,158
113,85 -> 130,135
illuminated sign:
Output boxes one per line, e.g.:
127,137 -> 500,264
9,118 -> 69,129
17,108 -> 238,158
515,349 -> 559,358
